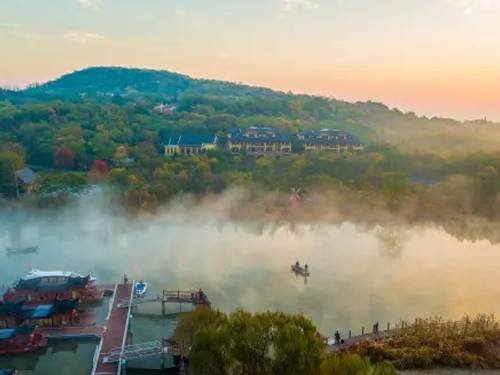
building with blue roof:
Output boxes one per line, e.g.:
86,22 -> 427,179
297,128 -> 364,153
227,126 -> 293,156
0,299 -> 80,328
17,299 -> 79,327
164,135 -> 218,156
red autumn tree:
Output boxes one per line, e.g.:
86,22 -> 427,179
54,147 -> 74,169
89,159 -> 109,182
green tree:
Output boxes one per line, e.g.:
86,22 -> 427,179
174,308 -> 324,375
0,151 -> 25,196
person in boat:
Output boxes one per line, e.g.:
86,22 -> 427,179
295,261 -> 300,269
304,264 -> 309,272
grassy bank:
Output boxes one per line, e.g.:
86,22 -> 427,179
344,315 -> 500,370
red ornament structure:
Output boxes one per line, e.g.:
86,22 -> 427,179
290,188 -> 301,209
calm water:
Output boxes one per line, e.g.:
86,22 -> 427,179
1,202 -> 500,374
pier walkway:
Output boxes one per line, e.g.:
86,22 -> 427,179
92,283 -> 134,375
324,318 -> 479,353
117,290 -> 211,309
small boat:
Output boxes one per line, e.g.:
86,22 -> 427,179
291,264 -> 310,277
135,281 -> 147,297
0,326 -> 47,356
5,246 -> 39,255
0,369 -> 18,375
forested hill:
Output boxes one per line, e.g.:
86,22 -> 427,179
23,67 -> 283,100
1,66 -> 500,153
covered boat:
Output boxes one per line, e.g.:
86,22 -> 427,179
291,264 -> 310,277
5,246 -> 38,255
0,326 -> 47,356
135,281 -> 147,297
23,269 -> 97,285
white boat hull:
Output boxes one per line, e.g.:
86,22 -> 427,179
135,282 -> 148,297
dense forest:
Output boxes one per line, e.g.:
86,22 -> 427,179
2,67 -> 500,223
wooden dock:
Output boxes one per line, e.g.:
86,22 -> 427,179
92,283 -> 133,375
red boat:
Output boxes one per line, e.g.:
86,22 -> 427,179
2,273 -> 104,305
0,299 -> 95,329
0,326 -> 47,356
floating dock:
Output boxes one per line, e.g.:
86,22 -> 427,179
92,283 -> 134,375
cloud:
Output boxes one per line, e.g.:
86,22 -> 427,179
444,0 -> 500,13
64,32 -> 102,43
279,0 -> 320,14
75,0 -> 101,10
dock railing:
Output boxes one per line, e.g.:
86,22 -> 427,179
117,280 -> 135,375
91,284 -> 118,374
329,314 -> 498,348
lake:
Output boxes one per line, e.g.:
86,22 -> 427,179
1,200 -> 500,374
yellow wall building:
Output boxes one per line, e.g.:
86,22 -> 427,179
298,129 -> 364,153
227,126 -> 292,156
164,135 -> 218,156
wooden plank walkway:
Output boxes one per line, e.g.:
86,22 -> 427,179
92,283 -> 133,375
326,330 -> 393,353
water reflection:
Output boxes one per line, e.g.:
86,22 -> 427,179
0,206 -> 500,373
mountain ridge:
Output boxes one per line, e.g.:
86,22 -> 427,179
2,66 -> 500,153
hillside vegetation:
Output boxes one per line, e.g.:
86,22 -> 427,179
1,66 -> 499,153
3,67 -> 500,231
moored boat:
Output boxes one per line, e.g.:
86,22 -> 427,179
0,326 -> 47,356
291,264 -> 310,277
5,246 -> 38,255
23,268 -> 97,284
135,281 -> 148,297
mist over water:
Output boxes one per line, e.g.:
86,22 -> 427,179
1,191 -> 500,339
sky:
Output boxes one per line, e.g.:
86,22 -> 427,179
1,0 -> 499,120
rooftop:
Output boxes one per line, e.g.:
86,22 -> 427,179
15,274 -> 91,292
303,137 -> 363,145
298,129 -> 350,136
22,305 -> 53,319
18,299 -> 79,319
230,134 -> 293,143
0,301 -> 24,316
164,135 -> 217,147
0,325 -> 35,340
